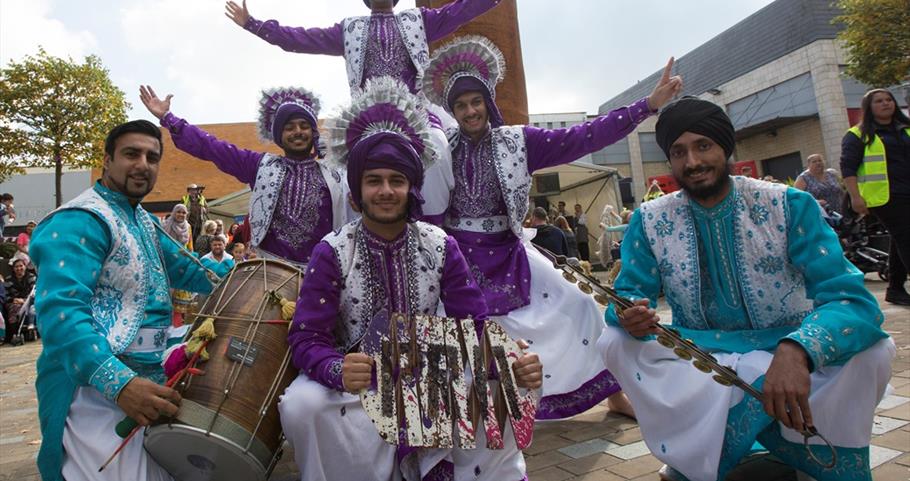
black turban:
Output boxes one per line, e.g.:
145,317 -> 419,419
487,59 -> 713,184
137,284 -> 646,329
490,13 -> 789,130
655,96 -> 736,160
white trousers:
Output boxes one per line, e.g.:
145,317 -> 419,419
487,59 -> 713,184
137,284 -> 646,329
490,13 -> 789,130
596,327 -> 895,481
62,387 -> 173,481
278,372 -> 526,481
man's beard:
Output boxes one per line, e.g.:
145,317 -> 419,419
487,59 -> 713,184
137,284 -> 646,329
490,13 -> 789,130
107,173 -> 153,200
361,200 -> 409,225
674,162 -> 732,201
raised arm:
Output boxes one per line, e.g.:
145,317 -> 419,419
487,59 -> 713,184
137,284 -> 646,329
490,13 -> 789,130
423,0 -> 502,42
226,0 -> 344,56
525,58 -> 682,172
139,85 -> 262,185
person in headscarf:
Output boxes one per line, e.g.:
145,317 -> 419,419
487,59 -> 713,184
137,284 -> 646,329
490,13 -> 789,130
598,96 -> 894,481
278,77 -> 542,481
162,204 -> 193,250
420,36 -> 682,420
162,204 -> 197,325
140,84 -> 352,268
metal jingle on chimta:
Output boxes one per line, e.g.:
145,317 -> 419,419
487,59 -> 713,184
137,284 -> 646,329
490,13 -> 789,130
593,294 -> 609,306
673,347 -> 693,361
359,313 -> 538,450
562,271 -> 578,283
657,335 -> 676,349
578,283 -> 593,295
692,360 -> 713,373
712,374 -> 734,387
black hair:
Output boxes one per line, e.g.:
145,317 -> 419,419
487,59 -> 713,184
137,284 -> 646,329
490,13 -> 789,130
0,193 -> 12,202
858,89 -> 910,146
104,120 -> 163,157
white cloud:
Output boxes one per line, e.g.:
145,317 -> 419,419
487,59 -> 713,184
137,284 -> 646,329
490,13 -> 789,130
0,0 -> 97,65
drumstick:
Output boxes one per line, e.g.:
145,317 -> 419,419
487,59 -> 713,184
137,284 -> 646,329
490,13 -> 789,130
99,342 -> 210,472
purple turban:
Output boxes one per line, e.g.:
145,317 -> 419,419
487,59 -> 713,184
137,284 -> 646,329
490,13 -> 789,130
447,76 -> 505,129
347,132 -> 426,220
272,102 -> 320,150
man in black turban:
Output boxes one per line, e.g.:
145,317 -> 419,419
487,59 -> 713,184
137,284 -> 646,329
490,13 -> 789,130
597,97 -> 893,481
655,96 -> 737,206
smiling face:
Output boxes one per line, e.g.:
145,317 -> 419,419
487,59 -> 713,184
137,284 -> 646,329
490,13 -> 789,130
359,168 -> 410,225
12,260 -> 26,278
452,91 -> 490,143
667,131 -> 731,205
101,133 -> 161,201
280,118 -> 315,158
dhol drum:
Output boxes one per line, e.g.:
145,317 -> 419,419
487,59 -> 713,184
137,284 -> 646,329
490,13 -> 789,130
145,259 -> 302,481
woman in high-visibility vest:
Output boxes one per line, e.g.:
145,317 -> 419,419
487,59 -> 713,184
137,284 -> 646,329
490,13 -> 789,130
840,88 -> 910,306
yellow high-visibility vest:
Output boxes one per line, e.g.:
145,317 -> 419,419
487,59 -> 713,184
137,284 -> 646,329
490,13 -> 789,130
847,126 -> 910,208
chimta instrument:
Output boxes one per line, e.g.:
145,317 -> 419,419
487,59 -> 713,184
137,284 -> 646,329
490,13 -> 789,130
533,245 -> 837,469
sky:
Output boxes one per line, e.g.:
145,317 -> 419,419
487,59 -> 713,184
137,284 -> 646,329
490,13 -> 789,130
1,0 -> 776,125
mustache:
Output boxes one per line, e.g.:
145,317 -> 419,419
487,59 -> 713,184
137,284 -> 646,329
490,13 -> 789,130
683,166 -> 713,176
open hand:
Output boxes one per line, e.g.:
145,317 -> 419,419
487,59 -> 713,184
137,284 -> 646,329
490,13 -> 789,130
513,340 -> 543,389
647,57 -> 684,111
342,353 -> 374,394
139,85 -> 172,120
116,377 -> 181,426
225,0 -> 250,27
762,341 -> 813,433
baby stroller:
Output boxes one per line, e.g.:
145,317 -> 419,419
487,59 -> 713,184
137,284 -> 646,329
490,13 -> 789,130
832,210 -> 890,282
9,287 -> 37,346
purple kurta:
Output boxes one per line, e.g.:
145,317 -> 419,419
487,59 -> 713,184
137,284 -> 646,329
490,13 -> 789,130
160,113 -> 333,264
242,0 -> 500,93
446,97 -> 654,314
288,225 -> 488,392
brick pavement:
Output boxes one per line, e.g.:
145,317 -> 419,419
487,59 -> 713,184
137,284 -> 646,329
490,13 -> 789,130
1,278 -> 907,480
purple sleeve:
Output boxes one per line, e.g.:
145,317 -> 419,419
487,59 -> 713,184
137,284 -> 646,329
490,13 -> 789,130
161,113 -> 262,185
287,241 -> 345,391
524,97 -> 654,172
243,16 -> 344,56
439,236 -> 487,339
422,0 -> 502,42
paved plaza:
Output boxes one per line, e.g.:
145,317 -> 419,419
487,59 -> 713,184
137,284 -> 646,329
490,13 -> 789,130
1,277 -> 907,480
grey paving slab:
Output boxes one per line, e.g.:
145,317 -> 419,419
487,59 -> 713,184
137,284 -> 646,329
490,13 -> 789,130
557,438 -> 620,460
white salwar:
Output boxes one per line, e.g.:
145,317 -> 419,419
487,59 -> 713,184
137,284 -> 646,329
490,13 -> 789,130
597,328 -> 895,481
279,372 -> 527,481
62,387 -> 173,481
493,237 -> 610,401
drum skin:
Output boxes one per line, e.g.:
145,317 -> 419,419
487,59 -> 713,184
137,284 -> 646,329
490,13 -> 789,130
146,259 -> 302,481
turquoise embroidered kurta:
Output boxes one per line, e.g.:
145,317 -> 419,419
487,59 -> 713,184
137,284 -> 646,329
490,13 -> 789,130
32,182 -> 228,481
605,177 -> 887,369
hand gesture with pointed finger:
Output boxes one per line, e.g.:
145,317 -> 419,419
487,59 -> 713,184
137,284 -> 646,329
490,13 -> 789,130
139,85 -> 172,120
647,57 -> 684,111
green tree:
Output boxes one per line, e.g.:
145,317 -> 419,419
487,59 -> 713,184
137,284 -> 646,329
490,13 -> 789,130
0,48 -> 129,207
0,162 -> 24,184
834,0 -> 910,88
